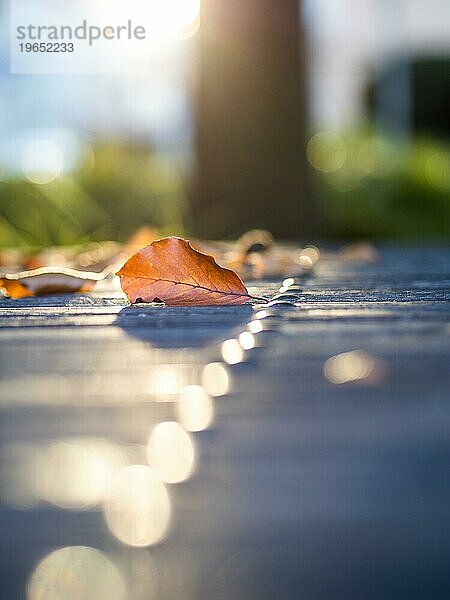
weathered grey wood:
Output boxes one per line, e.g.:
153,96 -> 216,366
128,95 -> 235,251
0,246 -> 449,600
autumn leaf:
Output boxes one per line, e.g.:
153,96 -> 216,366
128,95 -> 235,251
0,267 -> 105,299
116,237 -> 254,306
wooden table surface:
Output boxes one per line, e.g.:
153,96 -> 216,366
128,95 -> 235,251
1,246 -> 449,599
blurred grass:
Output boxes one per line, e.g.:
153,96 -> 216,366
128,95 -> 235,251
0,140 -> 186,249
0,133 -> 449,248
310,131 -> 450,239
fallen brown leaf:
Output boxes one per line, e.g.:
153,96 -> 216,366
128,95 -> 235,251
116,237 -> 254,306
0,267 -> 106,299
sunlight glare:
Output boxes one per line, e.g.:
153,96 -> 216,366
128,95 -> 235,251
102,0 -> 200,42
148,0 -> 201,40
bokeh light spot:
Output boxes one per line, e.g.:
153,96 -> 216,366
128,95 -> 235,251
221,339 -> 244,364
103,465 -> 170,547
201,362 -> 230,396
239,331 -> 255,350
324,350 -> 378,384
298,245 -> 320,269
147,421 -> 195,483
22,139 -> 63,184
177,385 -> 214,432
307,131 -> 347,173
27,546 -> 126,600
36,438 -> 127,510
247,320 -> 264,334
149,366 -> 184,397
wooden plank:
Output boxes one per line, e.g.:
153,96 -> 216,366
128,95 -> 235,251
0,247 -> 449,599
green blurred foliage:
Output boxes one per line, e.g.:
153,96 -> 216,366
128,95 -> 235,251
310,132 -> 450,238
0,140 -> 186,249
1,133 -> 449,247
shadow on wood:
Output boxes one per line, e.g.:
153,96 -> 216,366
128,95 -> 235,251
116,305 -> 253,348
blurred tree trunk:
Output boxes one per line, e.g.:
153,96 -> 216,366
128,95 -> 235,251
191,0 -> 315,239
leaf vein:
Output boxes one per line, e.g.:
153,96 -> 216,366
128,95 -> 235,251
132,276 -> 250,298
